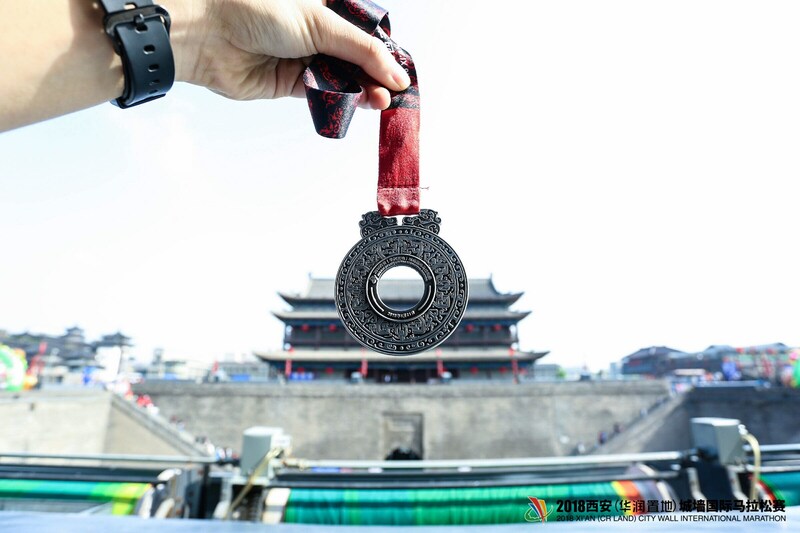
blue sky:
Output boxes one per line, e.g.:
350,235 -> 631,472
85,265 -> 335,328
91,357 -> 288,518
2,1 -> 799,370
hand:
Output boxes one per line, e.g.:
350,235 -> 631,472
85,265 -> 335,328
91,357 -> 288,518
171,0 -> 411,109
0,0 -> 411,132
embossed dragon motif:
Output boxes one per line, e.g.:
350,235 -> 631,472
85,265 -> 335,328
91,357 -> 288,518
402,209 -> 441,234
359,211 -> 397,238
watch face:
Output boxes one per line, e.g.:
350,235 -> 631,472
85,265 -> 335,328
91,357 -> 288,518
336,210 -> 468,356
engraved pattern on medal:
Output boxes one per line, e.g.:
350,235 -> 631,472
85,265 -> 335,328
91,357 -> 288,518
359,211 -> 397,237
402,209 -> 441,234
336,215 -> 467,355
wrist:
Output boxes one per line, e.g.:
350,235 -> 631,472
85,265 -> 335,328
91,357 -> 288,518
158,0 -> 209,84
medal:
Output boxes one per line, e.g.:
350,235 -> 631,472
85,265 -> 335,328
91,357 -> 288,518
303,0 -> 467,355
336,210 -> 468,355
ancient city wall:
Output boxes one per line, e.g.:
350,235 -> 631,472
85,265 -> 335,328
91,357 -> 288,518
0,389 -> 205,457
133,380 -> 671,460
685,386 -> 800,444
4,383 -> 796,460
590,386 -> 800,455
0,390 -> 111,455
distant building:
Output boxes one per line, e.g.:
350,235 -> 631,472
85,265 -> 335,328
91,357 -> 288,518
254,277 -> 548,383
0,327 -> 131,371
621,343 -> 792,380
621,346 -> 688,377
530,363 -> 564,380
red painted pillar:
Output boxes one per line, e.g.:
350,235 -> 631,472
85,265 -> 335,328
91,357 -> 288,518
284,359 -> 292,377
360,359 -> 368,377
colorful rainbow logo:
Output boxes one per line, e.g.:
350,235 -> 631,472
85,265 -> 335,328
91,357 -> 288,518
611,480 -> 644,515
524,497 -> 553,523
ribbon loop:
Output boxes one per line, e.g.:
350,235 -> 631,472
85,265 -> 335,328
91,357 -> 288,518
303,0 -> 420,216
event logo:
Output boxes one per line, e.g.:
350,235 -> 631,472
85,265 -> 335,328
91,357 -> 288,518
524,497 -> 554,523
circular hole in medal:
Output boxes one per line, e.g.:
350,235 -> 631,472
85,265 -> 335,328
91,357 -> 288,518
376,265 -> 425,312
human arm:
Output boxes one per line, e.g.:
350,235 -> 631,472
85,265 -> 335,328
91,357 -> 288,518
0,0 -> 411,132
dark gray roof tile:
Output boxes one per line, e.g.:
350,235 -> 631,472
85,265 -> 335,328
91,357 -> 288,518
279,277 -> 521,303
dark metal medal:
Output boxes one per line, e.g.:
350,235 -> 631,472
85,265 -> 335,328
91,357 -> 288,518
305,3 -> 467,355
336,210 -> 468,355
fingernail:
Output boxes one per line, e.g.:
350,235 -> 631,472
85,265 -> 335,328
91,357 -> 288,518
392,65 -> 411,90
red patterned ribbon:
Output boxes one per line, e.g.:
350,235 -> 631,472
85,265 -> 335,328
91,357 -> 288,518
303,0 -> 420,216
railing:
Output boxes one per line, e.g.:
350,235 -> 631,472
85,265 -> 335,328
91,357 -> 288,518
0,451 -> 218,464
282,450 -> 686,471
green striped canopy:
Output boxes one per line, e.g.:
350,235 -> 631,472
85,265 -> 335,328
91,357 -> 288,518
0,479 -> 150,515
761,472 -> 800,507
284,481 -> 650,525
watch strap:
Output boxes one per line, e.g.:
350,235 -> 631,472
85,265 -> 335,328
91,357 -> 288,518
100,0 -> 175,108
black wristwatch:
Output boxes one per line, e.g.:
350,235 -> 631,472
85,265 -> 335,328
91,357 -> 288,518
100,0 -> 175,108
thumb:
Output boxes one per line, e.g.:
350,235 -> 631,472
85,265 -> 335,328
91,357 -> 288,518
310,6 -> 411,92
